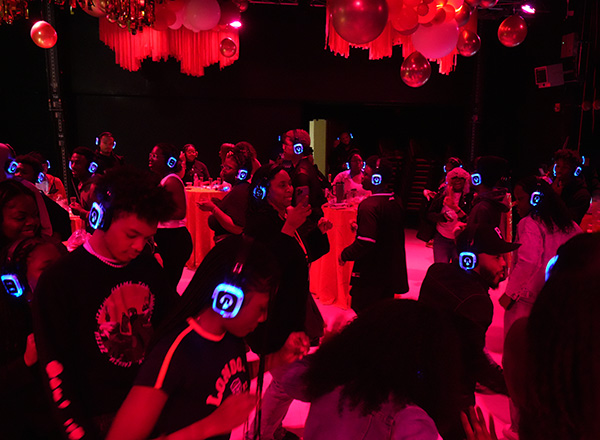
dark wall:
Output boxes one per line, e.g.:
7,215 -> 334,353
0,2 -> 580,180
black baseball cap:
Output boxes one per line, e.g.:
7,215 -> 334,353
457,224 -> 521,256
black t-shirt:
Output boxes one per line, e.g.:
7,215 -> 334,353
342,193 -> 409,293
135,320 -> 249,439
208,182 -> 249,240
32,245 -> 179,439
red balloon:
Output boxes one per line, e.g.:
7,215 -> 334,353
234,0 -> 248,11
220,37 -> 237,57
397,23 -> 419,35
479,0 -> 498,7
464,0 -> 480,6
404,0 -> 420,6
401,51 -> 431,87
78,0 -> 105,17
498,14 -> 527,47
391,6 -> 418,31
330,0 -> 389,45
30,21 -> 57,49
456,29 -> 480,56
454,2 -> 471,26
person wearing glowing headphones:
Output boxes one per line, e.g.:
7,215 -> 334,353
419,224 -> 519,429
94,132 -> 123,175
549,148 -> 590,225
69,146 -> 97,222
338,156 -> 409,314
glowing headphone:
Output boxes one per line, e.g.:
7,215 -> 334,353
459,251 -> 477,271
89,202 -> 106,230
253,185 -> 267,200
89,188 -> 114,231
553,155 -> 584,177
46,160 -> 51,170
211,236 -> 254,319
96,132 -> 116,149
236,168 -> 249,181
166,156 -> 178,169
530,191 -> 543,207
1,238 -> 36,299
471,173 -> 482,186
37,172 -> 45,184
444,164 -> 463,173
5,159 -> 18,175
370,158 -> 383,186
545,254 -> 558,282
88,161 -> 98,174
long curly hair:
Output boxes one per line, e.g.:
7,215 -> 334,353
520,233 -> 600,440
304,299 -> 462,436
516,176 -> 575,233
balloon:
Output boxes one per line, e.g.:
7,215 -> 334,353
479,0 -> 498,7
456,28 -> 480,56
154,5 -> 176,30
391,6 -> 418,31
220,37 -> 237,57
442,4 -> 456,21
404,0 -> 420,6
464,0 -> 480,6
446,0 -> 463,9
431,8 -> 446,25
30,21 -> 57,49
454,2 -> 471,26
582,101 -> 592,111
498,14 -> 527,47
412,20 -> 459,58
401,51 -> 431,87
169,7 -> 185,29
417,2 -> 437,23
183,0 -> 221,31
330,0 -> 389,45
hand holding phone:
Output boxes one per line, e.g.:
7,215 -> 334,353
294,186 -> 310,207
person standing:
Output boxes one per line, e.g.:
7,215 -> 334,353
339,156 -> 409,314
149,143 -> 194,289
181,143 -> 210,185
32,167 -> 180,439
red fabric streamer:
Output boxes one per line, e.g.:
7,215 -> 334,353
98,19 -> 239,77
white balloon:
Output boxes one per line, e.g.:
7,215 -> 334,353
183,0 -> 221,32
412,20 -> 459,59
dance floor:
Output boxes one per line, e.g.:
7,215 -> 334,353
178,228 -> 512,439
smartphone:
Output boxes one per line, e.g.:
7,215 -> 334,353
294,186 -> 310,207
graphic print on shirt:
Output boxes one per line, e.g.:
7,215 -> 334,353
95,282 -> 155,367
206,356 -> 248,406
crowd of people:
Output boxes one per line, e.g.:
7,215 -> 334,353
0,129 -> 597,440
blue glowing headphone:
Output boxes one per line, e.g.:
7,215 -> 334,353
5,159 -> 18,176
166,156 -> 178,169
37,172 -> 45,184
545,254 -> 558,282
371,173 -> 383,186
459,251 -> 477,271
253,185 -> 267,200
96,132 -> 116,149
553,155 -> 584,177
89,202 -> 106,230
211,236 -> 254,319
530,191 -> 543,207
471,173 -> 482,186
88,161 -> 98,174
1,238 -> 37,299
237,168 -> 249,181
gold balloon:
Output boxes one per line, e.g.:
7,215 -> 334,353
30,21 -> 58,49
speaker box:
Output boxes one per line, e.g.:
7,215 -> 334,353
534,64 -> 564,88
